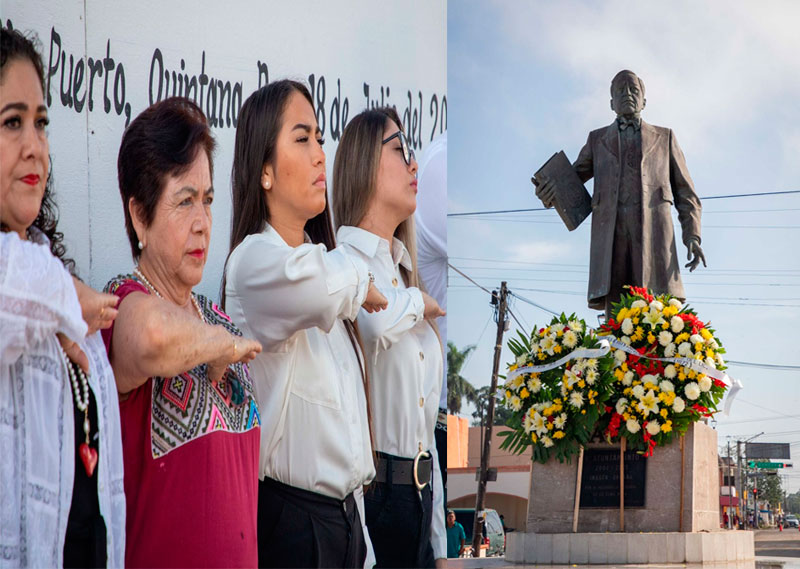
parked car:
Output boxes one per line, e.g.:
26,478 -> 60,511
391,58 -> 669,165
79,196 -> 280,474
785,515 -> 799,528
452,508 -> 505,557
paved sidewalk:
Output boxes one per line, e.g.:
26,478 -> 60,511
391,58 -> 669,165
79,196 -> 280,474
444,556 -> 800,569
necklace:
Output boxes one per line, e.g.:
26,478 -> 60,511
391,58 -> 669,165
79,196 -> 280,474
133,266 -> 205,323
59,345 -> 98,477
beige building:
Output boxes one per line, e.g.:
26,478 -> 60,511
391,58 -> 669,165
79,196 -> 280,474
447,418 -> 532,532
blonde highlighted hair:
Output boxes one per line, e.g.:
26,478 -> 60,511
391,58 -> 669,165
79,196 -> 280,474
332,107 -> 439,340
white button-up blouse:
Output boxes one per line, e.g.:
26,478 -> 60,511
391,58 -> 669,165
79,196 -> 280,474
336,226 -> 446,559
223,224 -> 375,500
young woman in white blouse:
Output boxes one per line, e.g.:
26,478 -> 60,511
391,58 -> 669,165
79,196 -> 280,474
222,80 -> 388,569
332,107 -> 447,568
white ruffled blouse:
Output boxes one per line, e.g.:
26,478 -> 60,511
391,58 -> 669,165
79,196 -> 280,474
0,230 -> 125,568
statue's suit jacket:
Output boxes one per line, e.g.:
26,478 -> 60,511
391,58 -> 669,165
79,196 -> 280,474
573,120 -> 702,310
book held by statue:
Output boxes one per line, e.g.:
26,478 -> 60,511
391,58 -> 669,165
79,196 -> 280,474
533,150 -> 591,231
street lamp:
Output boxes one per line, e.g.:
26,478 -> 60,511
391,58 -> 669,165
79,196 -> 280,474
739,432 -> 764,529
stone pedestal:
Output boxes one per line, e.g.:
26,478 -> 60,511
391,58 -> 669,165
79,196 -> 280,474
504,422 -> 755,564
505,530 -> 756,564
527,421 -> 719,533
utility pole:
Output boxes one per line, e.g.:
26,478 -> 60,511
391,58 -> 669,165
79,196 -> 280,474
737,439 -> 743,529
471,282 -> 508,557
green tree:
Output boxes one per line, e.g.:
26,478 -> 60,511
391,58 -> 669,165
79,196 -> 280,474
760,474 -> 784,509
471,385 -> 514,427
447,342 -> 477,414
786,490 -> 800,515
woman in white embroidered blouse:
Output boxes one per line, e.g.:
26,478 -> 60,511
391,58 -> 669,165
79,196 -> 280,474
332,107 -> 448,568
222,80 -> 388,569
0,28 -> 124,568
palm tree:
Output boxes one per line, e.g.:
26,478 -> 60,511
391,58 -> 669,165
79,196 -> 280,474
447,341 -> 477,414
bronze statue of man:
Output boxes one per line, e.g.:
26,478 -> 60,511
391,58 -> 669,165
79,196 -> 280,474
534,70 -> 706,316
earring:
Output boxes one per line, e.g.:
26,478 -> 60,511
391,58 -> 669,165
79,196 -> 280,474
264,180 -> 271,189
138,240 -> 144,250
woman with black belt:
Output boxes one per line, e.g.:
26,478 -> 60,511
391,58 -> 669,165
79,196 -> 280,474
332,107 -> 447,568
223,80 -> 388,568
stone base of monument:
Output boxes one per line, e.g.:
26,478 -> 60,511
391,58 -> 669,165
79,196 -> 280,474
504,422 -> 755,564
505,530 -> 755,564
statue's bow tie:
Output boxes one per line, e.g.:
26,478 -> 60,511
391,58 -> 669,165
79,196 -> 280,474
618,117 -> 641,131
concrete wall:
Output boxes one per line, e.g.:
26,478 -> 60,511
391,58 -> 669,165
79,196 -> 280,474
4,1 -> 446,298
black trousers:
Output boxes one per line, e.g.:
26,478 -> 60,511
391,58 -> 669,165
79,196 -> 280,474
257,477 -> 366,568
365,480 -> 434,568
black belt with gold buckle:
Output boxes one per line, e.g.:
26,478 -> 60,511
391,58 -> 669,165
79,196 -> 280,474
375,450 -> 432,491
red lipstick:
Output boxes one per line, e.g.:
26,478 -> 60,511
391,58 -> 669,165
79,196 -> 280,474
188,249 -> 205,259
21,174 -> 40,186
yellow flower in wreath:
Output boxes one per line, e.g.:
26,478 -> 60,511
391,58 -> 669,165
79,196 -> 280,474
520,387 -> 530,399
553,431 -> 565,439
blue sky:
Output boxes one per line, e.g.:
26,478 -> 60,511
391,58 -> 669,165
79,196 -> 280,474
447,1 -> 800,492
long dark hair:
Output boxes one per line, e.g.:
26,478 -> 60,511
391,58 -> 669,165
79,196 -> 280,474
224,80 -> 375,455
1,26 -> 74,274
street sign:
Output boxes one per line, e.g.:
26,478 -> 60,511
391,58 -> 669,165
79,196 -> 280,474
748,461 -> 790,469
755,462 -> 786,469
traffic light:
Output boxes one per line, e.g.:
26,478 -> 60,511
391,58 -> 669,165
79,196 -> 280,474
752,488 -> 758,496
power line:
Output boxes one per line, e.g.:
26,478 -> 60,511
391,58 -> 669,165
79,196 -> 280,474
727,361 -> 800,371
447,189 -> 800,217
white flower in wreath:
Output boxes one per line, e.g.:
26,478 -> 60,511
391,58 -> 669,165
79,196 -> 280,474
542,435 -> 554,448
649,300 -> 664,311
523,412 -> 534,434
641,374 -> 657,386
615,397 -> 628,415
552,323 -> 565,334
659,380 -> 675,394
668,298 -> 683,310
541,336 -> 556,355
510,395 -> 522,411
621,318 -> 634,335
677,342 -> 693,357
698,375 -> 712,392
620,336 -> 632,346
569,391 -> 585,409
530,341 -> 540,354
684,382 -> 701,401
533,402 -> 547,413
643,308 -> 666,329
705,356 -> 716,369
503,377 -> 513,390
533,412 -> 548,436
664,343 -> 677,358
658,330 -> 673,347
585,368 -> 598,385
716,353 -> 725,367
516,353 -> 528,367
527,375 -> 542,393
709,339 -> 719,350
673,397 -> 686,413
626,418 -> 641,433
560,383 -> 568,398
564,369 -> 579,389
585,358 -> 598,371
664,364 -> 677,379
646,421 -> 661,436
623,371 -> 635,386
572,359 -> 585,373
637,390 -> 659,416
670,316 -> 684,334
554,413 -> 567,429
614,349 -> 627,364
511,375 -> 524,389
568,320 -> 583,333
562,330 -> 579,349
631,299 -> 647,309
690,333 -> 703,346
632,384 -> 645,400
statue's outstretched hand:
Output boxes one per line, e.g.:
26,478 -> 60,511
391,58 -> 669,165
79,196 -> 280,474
685,238 -> 707,272
532,175 -> 556,208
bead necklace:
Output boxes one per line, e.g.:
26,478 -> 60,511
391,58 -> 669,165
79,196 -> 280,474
59,344 -> 98,477
134,266 -> 205,323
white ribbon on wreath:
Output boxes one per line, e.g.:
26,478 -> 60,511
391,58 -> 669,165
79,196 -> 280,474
504,335 -> 742,416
